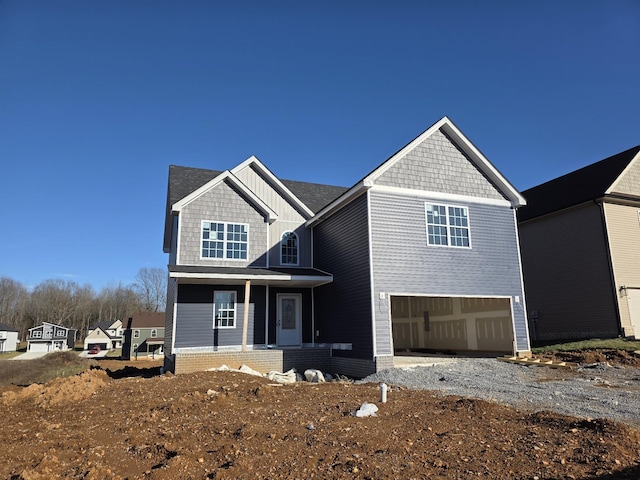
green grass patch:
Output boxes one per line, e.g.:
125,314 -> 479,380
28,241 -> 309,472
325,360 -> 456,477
105,348 -> 122,358
532,338 -> 640,354
0,351 -> 92,386
0,351 -> 23,360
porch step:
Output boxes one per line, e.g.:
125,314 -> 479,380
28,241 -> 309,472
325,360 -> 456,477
497,356 -> 577,369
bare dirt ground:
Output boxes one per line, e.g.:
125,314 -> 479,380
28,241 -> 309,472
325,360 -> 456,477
1,352 -> 640,479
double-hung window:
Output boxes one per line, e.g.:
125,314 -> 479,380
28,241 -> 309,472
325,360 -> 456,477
202,221 -> 248,260
32,330 -> 42,338
425,203 -> 470,248
214,291 -> 236,328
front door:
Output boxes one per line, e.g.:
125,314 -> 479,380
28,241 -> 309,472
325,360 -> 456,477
277,294 -> 302,346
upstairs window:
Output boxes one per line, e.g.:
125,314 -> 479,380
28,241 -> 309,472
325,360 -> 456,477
280,231 -> 299,265
32,330 -> 42,338
44,330 -> 52,338
55,329 -> 65,337
425,203 -> 470,248
202,221 -> 248,260
214,291 -> 236,328
151,329 -> 157,338
134,329 -> 140,338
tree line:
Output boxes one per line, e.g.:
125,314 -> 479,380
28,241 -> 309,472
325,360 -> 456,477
0,267 -> 166,341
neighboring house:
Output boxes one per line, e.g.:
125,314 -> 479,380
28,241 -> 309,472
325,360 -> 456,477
518,145 -> 640,343
163,116 -> 531,376
27,322 -> 76,353
0,322 -> 19,352
122,312 -> 165,360
83,319 -> 123,350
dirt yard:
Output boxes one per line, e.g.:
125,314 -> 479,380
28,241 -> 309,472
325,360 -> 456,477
1,352 -> 640,479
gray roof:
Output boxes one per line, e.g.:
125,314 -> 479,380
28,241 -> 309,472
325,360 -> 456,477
0,322 -> 18,332
89,320 -> 115,331
164,164 -> 348,251
518,145 -> 640,222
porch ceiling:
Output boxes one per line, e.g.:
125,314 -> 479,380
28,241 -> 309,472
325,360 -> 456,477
168,265 -> 333,287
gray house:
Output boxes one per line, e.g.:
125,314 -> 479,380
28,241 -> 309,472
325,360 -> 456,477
27,322 -> 76,352
518,145 -> 640,343
163,117 -> 531,377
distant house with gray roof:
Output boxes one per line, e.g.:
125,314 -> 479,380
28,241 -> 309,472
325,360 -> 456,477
163,117 -> 532,377
83,319 -> 123,351
518,145 -> 640,343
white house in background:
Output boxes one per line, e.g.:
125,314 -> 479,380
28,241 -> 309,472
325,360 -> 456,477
27,322 -> 76,353
83,319 -> 123,350
0,322 -> 19,352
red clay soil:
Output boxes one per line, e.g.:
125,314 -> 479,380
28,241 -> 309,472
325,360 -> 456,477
1,355 -> 640,479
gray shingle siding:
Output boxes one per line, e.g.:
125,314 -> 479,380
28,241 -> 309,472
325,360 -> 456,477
313,194 -> 373,359
174,284 -> 266,349
369,190 -> 529,352
375,129 -> 506,201
179,180 -> 268,267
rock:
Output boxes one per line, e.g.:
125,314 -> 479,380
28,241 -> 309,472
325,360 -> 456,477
304,369 -> 326,383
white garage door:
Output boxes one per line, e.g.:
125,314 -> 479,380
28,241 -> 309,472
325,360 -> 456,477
29,342 -> 49,352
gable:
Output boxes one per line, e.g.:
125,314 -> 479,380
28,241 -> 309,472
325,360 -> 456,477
374,129 -> 506,201
609,150 -> 640,197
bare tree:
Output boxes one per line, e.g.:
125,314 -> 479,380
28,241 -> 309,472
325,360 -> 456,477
134,267 -> 166,312
97,282 -> 143,323
0,276 -> 29,339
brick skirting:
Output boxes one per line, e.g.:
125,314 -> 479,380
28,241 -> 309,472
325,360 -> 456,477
166,349 -> 391,378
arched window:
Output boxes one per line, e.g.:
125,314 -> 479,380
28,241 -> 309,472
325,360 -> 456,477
281,231 -> 299,265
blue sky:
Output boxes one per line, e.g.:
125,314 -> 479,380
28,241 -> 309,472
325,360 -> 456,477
1,1 -> 639,291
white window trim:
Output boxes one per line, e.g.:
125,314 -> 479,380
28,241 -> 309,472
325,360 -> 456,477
32,330 -> 42,338
200,220 -> 250,261
151,329 -> 157,338
134,329 -> 140,338
55,329 -> 65,337
214,290 -> 237,329
425,202 -> 472,248
280,231 -> 299,266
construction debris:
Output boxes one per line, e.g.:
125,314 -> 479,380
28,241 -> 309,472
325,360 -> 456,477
498,356 -> 577,368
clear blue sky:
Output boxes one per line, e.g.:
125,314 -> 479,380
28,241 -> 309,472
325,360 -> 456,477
1,1 -> 639,291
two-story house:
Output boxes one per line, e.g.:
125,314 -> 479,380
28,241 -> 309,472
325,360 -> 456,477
0,322 -> 19,352
122,312 -> 165,360
27,322 -> 76,353
163,117 -> 531,377
518,145 -> 640,343
83,319 -> 123,351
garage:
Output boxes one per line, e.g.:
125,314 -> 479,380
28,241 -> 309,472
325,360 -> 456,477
28,342 -> 49,352
391,296 -> 514,354
87,343 -> 108,351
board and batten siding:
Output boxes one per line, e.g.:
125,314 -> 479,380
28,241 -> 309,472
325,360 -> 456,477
519,203 -> 619,341
233,164 -> 312,267
178,180 -> 268,267
174,284 -> 266,349
375,128 -> 506,201
313,194 -> 373,359
603,202 -> 640,336
369,190 -> 529,354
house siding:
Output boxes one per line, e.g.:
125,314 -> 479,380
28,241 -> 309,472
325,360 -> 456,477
165,277 -> 177,355
611,156 -> 640,196
369,190 -> 528,353
268,287 -> 313,345
313,194 -> 373,359
174,284 -> 266,349
519,203 -> 619,341
603,202 -> 640,336
376,129 -> 505,201
178,180 -> 268,267
233,164 -> 312,267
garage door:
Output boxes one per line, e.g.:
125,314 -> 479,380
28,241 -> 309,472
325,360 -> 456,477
88,343 -> 108,350
29,343 -> 49,352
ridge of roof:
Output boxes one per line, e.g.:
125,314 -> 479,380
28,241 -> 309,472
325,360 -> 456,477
518,145 -> 640,222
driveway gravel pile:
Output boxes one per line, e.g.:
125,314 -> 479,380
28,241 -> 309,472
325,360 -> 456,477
361,358 -> 640,426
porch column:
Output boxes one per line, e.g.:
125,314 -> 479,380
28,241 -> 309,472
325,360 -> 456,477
242,279 -> 251,352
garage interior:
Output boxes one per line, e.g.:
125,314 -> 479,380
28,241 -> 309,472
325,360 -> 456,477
391,295 -> 514,355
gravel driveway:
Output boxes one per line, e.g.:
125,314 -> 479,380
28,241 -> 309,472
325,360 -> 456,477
360,358 -> 640,426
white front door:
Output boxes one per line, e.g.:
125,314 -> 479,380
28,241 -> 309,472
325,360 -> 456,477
277,294 -> 302,346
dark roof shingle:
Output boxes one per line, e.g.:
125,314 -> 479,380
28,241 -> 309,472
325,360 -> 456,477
518,146 -> 640,222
